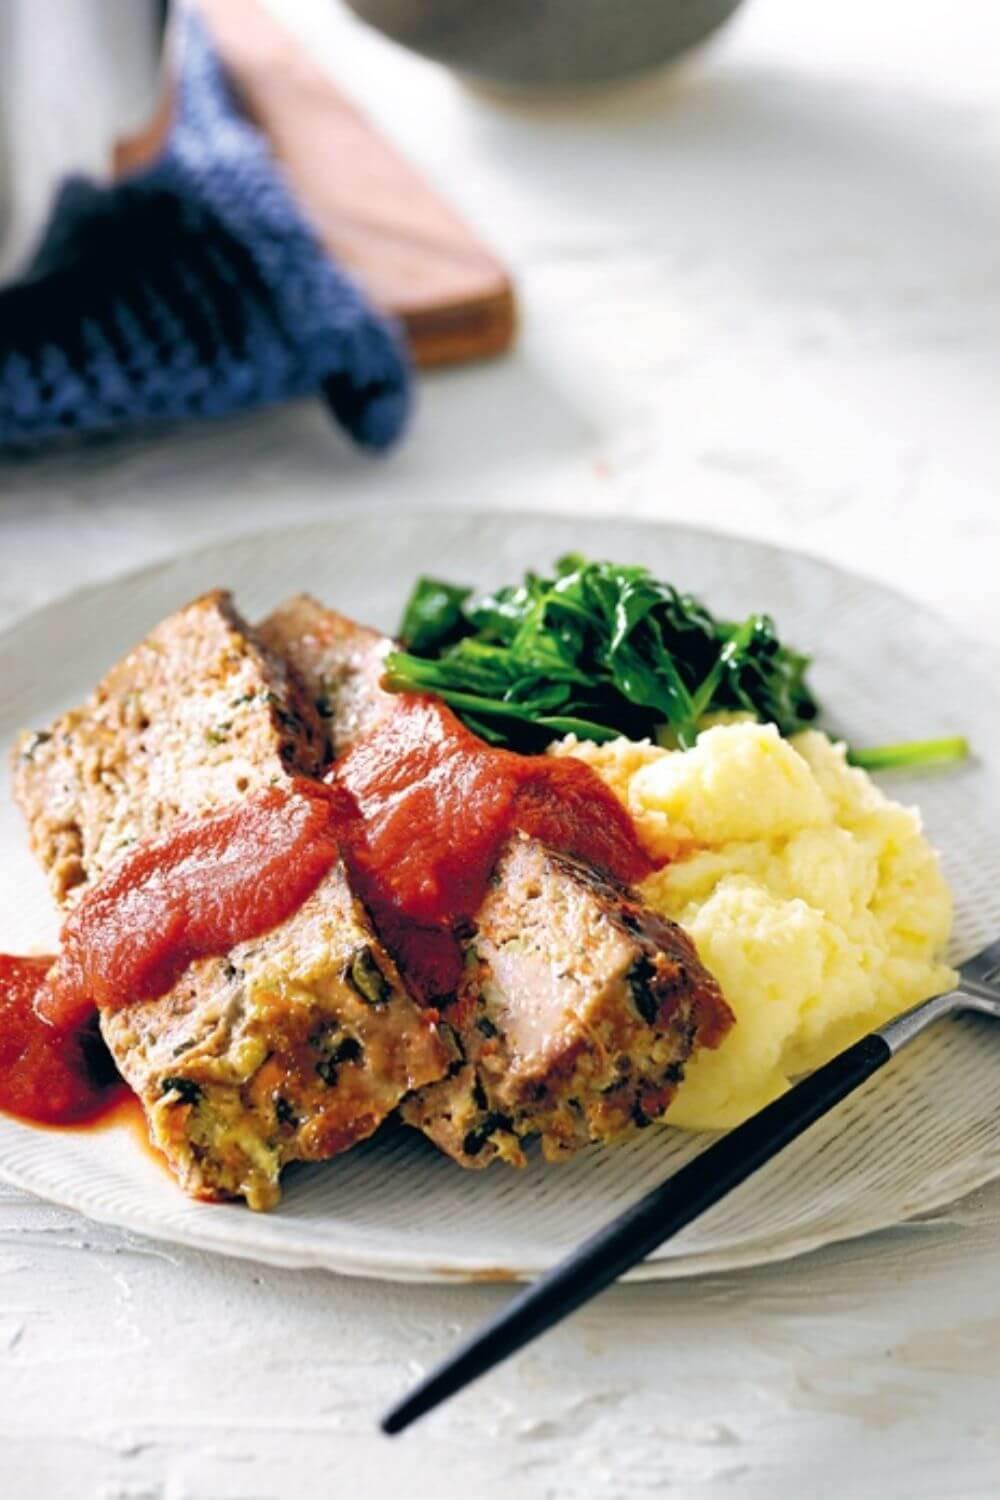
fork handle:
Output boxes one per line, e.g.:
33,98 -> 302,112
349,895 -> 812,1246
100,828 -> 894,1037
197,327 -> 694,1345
383,980 -> 992,1433
878,985 -> 966,1053
382,1029 -> 896,1435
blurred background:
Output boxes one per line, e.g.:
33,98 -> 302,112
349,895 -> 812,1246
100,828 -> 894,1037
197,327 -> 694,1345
0,0 -> 996,638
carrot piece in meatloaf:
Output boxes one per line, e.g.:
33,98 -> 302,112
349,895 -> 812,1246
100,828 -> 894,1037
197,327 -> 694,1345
259,595 -> 732,1168
11,592 -> 452,1208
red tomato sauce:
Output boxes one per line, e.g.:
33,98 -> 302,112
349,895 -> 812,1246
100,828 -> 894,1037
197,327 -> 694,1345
335,696 -> 650,999
2,782 -> 345,1126
40,780 -> 345,1032
0,696 -> 650,1127
0,955 -> 128,1125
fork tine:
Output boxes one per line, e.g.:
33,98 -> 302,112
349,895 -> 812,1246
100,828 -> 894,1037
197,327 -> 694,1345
960,937 -> 1000,989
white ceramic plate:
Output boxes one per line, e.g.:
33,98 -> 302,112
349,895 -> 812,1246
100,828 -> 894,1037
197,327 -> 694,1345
1,511 -> 997,1283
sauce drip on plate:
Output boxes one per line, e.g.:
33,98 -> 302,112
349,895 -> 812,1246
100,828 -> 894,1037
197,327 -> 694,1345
0,697 -> 651,1127
0,955 -> 127,1124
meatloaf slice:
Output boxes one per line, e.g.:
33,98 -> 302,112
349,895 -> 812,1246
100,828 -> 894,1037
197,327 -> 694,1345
259,595 -> 732,1168
400,836 -> 728,1165
104,861 -> 449,1207
258,595 -> 395,751
13,589 -> 328,908
12,592 -> 451,1207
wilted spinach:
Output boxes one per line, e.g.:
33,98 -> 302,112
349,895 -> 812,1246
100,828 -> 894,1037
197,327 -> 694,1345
386,555 -> 968,771
385,555 -> 818,753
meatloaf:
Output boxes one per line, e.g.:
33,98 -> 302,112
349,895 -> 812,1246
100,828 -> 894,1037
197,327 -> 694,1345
12,592 -> 452,1207
14,590 -> 327,908
260,595 -> 732,1168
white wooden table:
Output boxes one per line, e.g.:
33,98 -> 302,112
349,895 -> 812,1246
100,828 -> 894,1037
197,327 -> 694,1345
3,2 -> 1000,1494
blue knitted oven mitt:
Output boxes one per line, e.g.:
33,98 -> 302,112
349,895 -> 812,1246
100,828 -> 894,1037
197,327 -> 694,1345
0,11 -> 411,452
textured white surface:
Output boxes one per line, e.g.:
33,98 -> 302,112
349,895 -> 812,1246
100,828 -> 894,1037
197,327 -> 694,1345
2,0 -> 1000,1495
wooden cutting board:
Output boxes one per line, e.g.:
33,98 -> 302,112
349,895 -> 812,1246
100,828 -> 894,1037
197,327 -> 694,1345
191,0 -> 516,368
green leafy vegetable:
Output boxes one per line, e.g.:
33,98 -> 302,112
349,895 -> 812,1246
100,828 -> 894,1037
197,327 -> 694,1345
386,555 -> 818,752
398,579 -> 472,654
847,737 -> 969,772
385,556 -> 969,773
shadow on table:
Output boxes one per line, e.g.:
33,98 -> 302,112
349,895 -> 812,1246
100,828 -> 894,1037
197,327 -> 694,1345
466,64 -> 1000,345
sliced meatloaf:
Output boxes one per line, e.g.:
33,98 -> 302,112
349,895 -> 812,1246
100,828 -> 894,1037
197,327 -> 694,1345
12,592 -> 451,1208
258,595 -> 395,750
400,836 -> 728,1166
259,595 -> 732,1168
106,860 -> 449,1206
13,590 -> 327,907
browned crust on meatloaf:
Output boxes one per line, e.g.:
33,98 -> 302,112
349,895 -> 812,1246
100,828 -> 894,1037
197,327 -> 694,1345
11,592 -> 452,1208
12,590 -> 327,907
259,596 -> 733,1169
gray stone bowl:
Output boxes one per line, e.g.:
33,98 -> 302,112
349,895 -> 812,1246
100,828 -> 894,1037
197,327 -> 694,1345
343,0 -> 747,91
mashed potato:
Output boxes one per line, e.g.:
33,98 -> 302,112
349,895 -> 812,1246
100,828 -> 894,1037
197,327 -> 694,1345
554,723 -> 955,1129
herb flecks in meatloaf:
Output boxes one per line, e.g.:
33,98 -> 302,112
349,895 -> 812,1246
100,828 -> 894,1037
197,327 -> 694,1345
12,592 -> 452,1208
260,595 -> 732,1169
400,836 -> 729,1167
